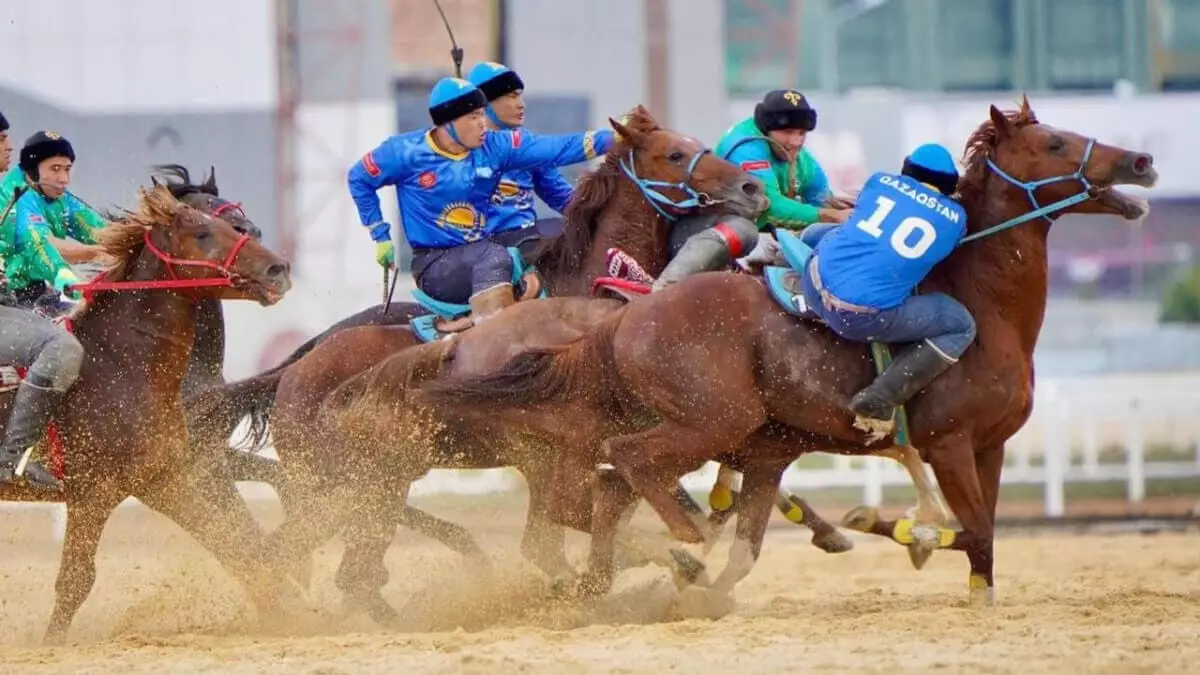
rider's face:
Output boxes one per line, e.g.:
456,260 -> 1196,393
767,128 -> 808,159
0,131 -> 10,172
490,91 -> 525,128
452,109 -> 488,149
36,156 -> 72,199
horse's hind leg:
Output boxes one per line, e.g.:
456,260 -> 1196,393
708,464 -> 852,555
44,492 -> 123,644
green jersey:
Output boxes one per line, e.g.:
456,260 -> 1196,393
714,116 -> 832,230
0,166 -> 106,292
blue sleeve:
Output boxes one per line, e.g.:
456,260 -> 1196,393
531,168 -> 575,214
347,139 -> 406,241
724,138 -> 776,186
491,129 -> 615,173
801,159 -> 832,206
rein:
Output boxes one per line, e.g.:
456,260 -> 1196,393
959,137 -> 1097,244
69,229 -> 252,302
619,146 -> 718,222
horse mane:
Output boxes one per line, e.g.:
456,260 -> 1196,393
956,97 -> 1039,208
533,106 -> 661,280
152,164 -> 219,198
91,186 -> 186,283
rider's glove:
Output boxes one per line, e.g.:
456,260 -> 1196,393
375,241 -> 395,269
52,268 -> 81,300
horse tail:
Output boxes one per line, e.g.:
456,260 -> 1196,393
184,367 -> 287,454
415,309 -> 624,413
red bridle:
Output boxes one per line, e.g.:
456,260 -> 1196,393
70,229 -> 253,303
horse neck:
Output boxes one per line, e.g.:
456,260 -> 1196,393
73,246 -> 199,391
545,177 -> 672,297
931,176 -> 1052,358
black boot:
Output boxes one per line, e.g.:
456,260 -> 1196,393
849,341 -> 956,422
0,378 -> 66,491
652,230 -> 736,291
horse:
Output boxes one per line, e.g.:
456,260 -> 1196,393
410,97 -> 1158,603
189,107 -> 862,623
0,185 -> 295,642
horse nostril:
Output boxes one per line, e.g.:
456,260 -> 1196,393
1130,152 -> 1153,176
741,180 -> 761,197
266,263 -> 289,280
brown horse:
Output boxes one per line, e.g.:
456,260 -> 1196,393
412,97 -> 1158,602
191,108 -> 855,621
0,185 -> 294,642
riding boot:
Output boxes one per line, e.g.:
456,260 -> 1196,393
652,231 -> 736,292
848,341 -> 956,422
0,376 -> 66,491
469,284 -> 516,325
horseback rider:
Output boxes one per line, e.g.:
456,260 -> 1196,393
0,111 -> 11,172
651,89 -> 852,291
465,61 -> 574,297
0,131 -> 112,491
348,76 -> 613,323
800,143 -> 976,426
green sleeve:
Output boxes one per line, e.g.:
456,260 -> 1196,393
8,195 -> 71,287
724,137 -> 820,230
63,192 -> 106,244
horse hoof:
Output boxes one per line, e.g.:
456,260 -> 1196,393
669,548 -> 710,589
811,527 -> 854,554
572,572 -> 612,599
364,594 -> 401,627
907,541 -> 934,570
968,586 -> 996,607
841,505 -> 878,532
42,627 -> 67,646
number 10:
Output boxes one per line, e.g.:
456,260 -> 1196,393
854,195 -> 937,260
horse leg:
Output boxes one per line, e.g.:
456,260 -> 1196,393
520,464 -> 574,582
575,466 -> 643,596
334,481 -> 410,626
44,492 -> 124,644
774,491 -> 855,554
133,468 -> 292,622
223,448 -> 283,487
707,458 -> 791,600
846,444 -> 952,569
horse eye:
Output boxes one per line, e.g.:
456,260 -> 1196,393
1047,136 -> 1065,152
668,151 -> 685,162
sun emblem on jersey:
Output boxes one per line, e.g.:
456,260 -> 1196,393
437,201 -> 486,241
495,180 -> 521,198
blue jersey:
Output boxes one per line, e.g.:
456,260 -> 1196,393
814,171 -> 967,310
488,160 -> 575,234
348,127 -> 611,249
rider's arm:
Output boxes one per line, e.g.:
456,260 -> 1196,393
490,129 -> 615,174
799,152 -> 833,207
347,139 -> 406,242
726,141 -> 820,230
11,197 -> 72,286
530,167 -> 575,214
61,192 -> 107,244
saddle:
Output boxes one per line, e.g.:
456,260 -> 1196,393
410,247 -> 547,343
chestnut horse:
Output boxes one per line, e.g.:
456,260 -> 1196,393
190,107 -> 841,622
412,98 -> 1158,602
0,186 -> 294,642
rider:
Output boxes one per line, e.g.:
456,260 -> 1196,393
0,111 -> 11,172
651,89 -> 852,290
0,131 -> 112,490
465,61 -> 575,297
348,76 -> 613,323
801,143 -> 975,426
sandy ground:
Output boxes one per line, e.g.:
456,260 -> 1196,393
0,495 -> 1197,675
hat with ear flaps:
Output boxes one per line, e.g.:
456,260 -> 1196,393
902,143 -> 960,195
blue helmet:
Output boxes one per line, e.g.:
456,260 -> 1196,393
902,143 -> 959,195
466,62 -> 525,102
428,77 -> 488,127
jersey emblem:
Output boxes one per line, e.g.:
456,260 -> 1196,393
741,160 -> 770,172
511,129 -> 522,148
418,171 -> 436,189
437,202 -> 487,241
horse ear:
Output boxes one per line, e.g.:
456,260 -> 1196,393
609,116 -> 642,147
150,175 -> 162,188
989,104 -> 1013,141
1020,93 -> 1034,117
203,165 -> 218,195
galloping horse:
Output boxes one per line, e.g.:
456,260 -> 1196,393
412,97 -> 1158,602
0,185 -> 294,642
190,107 -> 825,623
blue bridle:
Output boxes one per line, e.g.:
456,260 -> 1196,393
618,147 -> 717,222
959,136 -> 1097,244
